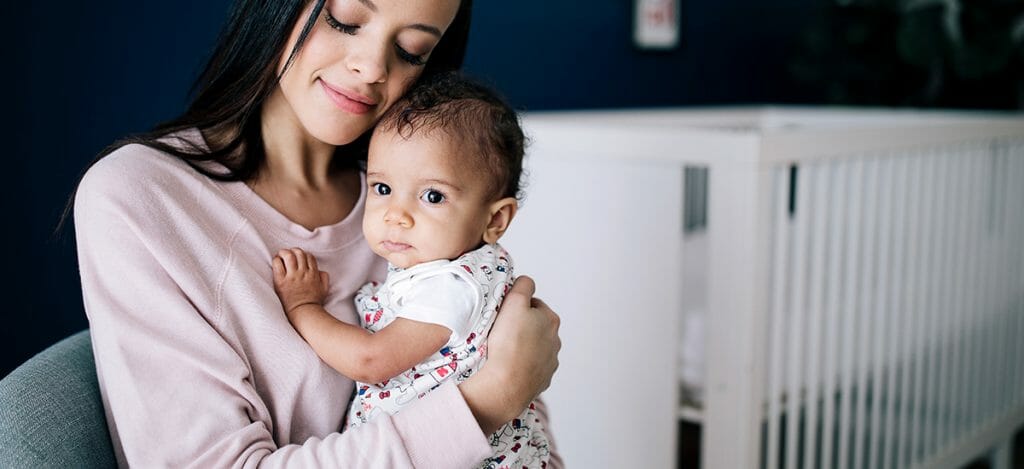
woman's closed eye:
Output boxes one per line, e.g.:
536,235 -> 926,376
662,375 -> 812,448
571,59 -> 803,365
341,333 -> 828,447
395,46 -> 426,66
324,11 -> 358,35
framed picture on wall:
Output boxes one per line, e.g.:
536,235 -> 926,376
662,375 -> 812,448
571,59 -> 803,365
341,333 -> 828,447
634,0 -> 681,50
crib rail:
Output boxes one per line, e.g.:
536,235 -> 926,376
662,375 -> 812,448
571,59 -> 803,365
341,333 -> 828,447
704,116 -> 1024,469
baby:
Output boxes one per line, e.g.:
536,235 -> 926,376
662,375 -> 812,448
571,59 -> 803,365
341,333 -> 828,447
272,73 -> 550,468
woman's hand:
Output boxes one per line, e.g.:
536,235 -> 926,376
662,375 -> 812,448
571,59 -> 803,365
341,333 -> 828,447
460,275 -> 561,434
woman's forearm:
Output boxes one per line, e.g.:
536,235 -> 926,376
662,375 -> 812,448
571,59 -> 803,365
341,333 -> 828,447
458,366 -> 520,435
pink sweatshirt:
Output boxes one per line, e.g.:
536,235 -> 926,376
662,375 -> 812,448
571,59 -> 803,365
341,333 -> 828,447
74,140 -> 544,467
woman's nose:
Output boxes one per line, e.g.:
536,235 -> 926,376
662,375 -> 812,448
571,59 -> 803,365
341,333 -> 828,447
347,38 -> 388,84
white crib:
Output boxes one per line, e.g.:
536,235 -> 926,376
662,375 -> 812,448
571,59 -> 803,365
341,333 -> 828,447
501,107 -> 1024,468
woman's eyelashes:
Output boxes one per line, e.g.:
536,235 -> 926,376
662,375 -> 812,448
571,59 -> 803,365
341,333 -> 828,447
324,11 -> 358,35
396,46 -> 427,66
324,11 -> 428,66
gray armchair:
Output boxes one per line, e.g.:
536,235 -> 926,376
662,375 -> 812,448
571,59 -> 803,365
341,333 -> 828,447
0,330 -> 116,468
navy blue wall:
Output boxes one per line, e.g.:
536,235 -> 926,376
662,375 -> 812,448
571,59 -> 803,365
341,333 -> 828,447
4,1 -> 233,378
467,0 -> 815,109
3,1 -> 817,377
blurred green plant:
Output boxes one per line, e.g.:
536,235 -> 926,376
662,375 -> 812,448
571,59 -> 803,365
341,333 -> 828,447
791,0 -> 1024,109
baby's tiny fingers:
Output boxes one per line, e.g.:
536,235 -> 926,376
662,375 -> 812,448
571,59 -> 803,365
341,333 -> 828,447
290,248 -> 308,270
306,252 -> 319,272
278,249 -> 298,272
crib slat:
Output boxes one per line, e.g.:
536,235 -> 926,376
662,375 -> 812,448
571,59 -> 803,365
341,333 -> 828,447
853,157 -> 881,469
993,141 -> 1007,422
939,150 -> 965,449
999,143 -> 1012,416
941,150 -> 964,452
895,154 -> 924,468
945,151 -> 966,452
995,143 -> 1011,421
966,144 -> 991,430
1013,146 -> 1023,411
999,142 -> 1019,420
868,154 -> 896,468
921,151 -> 942,460
923,152 -> 952,458
978,145 -> 995,429
881,155 -> 909,469
801,164 -> 829,469
983,143 -> 999,421
837,158 -> 865,469
956,149 -> 980,447
942,149 -> 966,446
995,142 -> 1014,419
766,167 -> 791,469
786,163 -> 813,469
989,142 -> 1011,424
1011,143 -> 1019,409
1010,143 -> 1024,414
963,146 -> 986,436
935,149 -> 954,451
820,160 -> 845,469
935,150 -> 955,451
991,143 -> 1007,417
913,152 -> 940,465
967,145 -> 985,430
935,150 -> 952,454
909,152 -> 937,465
968,145 -> 984,430
1013,145 -> 1024,412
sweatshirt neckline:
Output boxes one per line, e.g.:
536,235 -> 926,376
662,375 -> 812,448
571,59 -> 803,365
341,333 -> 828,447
224,174 -> 368,252
176,128 -> 368,252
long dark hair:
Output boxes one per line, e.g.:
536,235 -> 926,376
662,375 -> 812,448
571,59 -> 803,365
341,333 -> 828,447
58,0 -> 472,231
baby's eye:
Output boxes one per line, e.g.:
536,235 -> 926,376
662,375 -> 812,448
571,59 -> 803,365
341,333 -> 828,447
420,189 -> 445,204
373,183 -> 391,196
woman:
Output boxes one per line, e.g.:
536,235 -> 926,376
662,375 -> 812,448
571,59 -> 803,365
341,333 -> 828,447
71,0 -> 561,466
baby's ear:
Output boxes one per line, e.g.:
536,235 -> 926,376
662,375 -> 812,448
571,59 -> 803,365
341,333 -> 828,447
482,197 -> 518,244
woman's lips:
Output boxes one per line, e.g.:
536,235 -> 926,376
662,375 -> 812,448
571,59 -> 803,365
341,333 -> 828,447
318,79 -> 376,115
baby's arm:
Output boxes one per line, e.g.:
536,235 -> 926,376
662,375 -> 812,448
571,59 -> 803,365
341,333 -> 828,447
272,248 -> 449,384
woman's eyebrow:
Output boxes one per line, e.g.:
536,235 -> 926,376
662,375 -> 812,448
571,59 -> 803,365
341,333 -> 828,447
409,24 -> 443,37
357,0 -> 443,37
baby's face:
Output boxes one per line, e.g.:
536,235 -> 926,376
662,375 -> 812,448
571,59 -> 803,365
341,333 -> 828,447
363,127 -> 494,268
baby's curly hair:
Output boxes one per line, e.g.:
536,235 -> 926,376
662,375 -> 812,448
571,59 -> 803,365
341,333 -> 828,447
375,72 -> 525,201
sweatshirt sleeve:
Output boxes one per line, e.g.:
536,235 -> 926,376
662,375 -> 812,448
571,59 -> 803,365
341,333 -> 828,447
74,153 -> 492,468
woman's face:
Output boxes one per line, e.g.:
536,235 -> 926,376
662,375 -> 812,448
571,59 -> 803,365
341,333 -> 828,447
274,0 -> 461,146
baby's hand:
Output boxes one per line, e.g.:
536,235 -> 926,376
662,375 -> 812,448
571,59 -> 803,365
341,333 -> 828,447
272,248 -> 331,315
